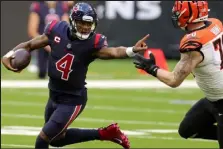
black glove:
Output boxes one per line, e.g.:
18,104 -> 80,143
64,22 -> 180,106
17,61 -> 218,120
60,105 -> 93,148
133,52 -> 160,77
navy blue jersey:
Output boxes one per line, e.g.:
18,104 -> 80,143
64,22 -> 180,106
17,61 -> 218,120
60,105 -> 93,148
30,2 -> 68,34
44,20 -> 108,95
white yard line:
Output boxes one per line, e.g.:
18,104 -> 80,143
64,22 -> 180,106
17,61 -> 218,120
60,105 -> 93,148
1,126 -> 214,143
1,113 -> 179,126
1,144 -> 34,148
1,144 -> 62,148
2,100 -> 186,114
5,91 -> 195,104
1,80 -> 199,88
134,135 -> 214,142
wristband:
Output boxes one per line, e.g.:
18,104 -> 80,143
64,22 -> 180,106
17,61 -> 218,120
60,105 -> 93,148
4,51 -> 14,58
126,47 -> 136,57
146,65 -> 160,77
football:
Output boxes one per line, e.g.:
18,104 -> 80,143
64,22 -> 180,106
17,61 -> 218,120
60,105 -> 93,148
10,48 -> 31,70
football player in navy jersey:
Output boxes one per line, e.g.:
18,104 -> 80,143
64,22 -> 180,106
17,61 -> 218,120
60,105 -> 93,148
2,2 -> 149,149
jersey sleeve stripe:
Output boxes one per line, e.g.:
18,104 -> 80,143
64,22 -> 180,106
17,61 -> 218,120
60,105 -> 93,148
94,34 -> 101,49
180,40 -> 202,53
48,20 -> 58,34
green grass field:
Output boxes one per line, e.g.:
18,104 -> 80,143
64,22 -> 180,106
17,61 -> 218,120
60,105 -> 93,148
1,59 -> 195,80
1,59 -> 218,148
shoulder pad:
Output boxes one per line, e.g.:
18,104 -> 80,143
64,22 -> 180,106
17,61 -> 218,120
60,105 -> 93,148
94,34 -> 108,49
179,32 -> 202,53
44,21 -> 68,36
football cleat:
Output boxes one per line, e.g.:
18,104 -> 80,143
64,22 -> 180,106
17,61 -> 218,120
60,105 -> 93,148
98,123 -> 130,149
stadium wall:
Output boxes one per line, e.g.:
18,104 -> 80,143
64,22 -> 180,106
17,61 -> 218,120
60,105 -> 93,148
1,1 -> 223,59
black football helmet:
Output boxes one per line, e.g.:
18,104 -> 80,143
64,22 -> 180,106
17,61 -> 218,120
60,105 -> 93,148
69,2 -> 98,40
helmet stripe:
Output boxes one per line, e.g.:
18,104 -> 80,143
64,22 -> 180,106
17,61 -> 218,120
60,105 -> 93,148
187,2 -> 193,23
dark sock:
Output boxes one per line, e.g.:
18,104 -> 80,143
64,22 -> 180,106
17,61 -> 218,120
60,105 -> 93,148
35,135 -> 49,149
50,128 -> 100,147
218,123 -> 223,148
216,100 -> 223,148
193,125 -> 217,140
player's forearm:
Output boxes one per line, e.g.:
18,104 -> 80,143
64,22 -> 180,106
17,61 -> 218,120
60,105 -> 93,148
98,46 -> 133,59
156,69 -> 182,88
3,42 -> 32,59
11,42 -> 31,52
11,35 -> 49,52
112,46 -> 129,59
112,46 -> 138,59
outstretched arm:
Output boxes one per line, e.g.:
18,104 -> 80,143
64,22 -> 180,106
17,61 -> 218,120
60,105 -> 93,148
95,46 -> 143,59
11,34 -> 49,52
95,34 -> 150,59
156,51 -> 203,87
133,51 -> 203,88
133,37 -> 204,88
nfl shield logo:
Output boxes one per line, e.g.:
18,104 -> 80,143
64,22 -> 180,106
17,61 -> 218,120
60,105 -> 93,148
67,43 -> 72,49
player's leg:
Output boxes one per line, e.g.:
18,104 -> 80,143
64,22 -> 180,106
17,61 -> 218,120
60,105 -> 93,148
44,97 -> 55,123
35,97 -> 55,149
50,122 -> 130,148
178,98 -> 217,140
37,48 -> 48,79
47,91 -> 129,148
211,99 -> 223,148
35,100 -> 84,149
35,89 -> 98,149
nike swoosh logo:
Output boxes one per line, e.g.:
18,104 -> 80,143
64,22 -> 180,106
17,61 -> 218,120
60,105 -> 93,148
113,138 -> 122,144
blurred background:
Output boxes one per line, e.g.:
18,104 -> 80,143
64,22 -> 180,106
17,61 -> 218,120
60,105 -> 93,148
1,1 -> 222,148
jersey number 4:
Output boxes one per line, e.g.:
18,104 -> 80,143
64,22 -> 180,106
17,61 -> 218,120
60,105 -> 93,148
213,34 -> 223,69
56,53 -> 74,81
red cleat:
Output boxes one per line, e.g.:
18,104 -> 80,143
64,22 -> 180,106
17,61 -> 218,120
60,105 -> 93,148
98,123 -> 130,149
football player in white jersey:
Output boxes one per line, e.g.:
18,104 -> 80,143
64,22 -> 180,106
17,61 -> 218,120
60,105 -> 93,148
133,1 -> 223,148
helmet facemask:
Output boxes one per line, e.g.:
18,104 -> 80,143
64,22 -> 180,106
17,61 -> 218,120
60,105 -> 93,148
69,2 -> 98,40
69,12 -> 98,40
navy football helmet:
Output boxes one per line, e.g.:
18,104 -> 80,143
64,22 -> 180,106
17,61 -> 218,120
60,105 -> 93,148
69,2 -> 98,40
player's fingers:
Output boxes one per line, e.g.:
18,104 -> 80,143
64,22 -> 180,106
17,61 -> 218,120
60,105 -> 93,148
140,46 -> 148,50
135,34 -> 149,47
133,61 -> 141,65
2,58 -> 18,71
14,69 -> 22,73
149,51 -> 155,60
140,34 -> 150,42
6,62 -> 18,71
8,66 -> 18,72
11,54 -> 16,59
135,64 -> 144,69
140,42 -> 147,47
134,53 -> 146,61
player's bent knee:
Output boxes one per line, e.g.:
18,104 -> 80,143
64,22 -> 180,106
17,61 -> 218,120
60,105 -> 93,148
49,131 -> 67,147
50,140 -> 64,147
53,131 -> 67,141
39,131 -> 50,142
49,132 -> 66,148
178,121 -> 193,139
